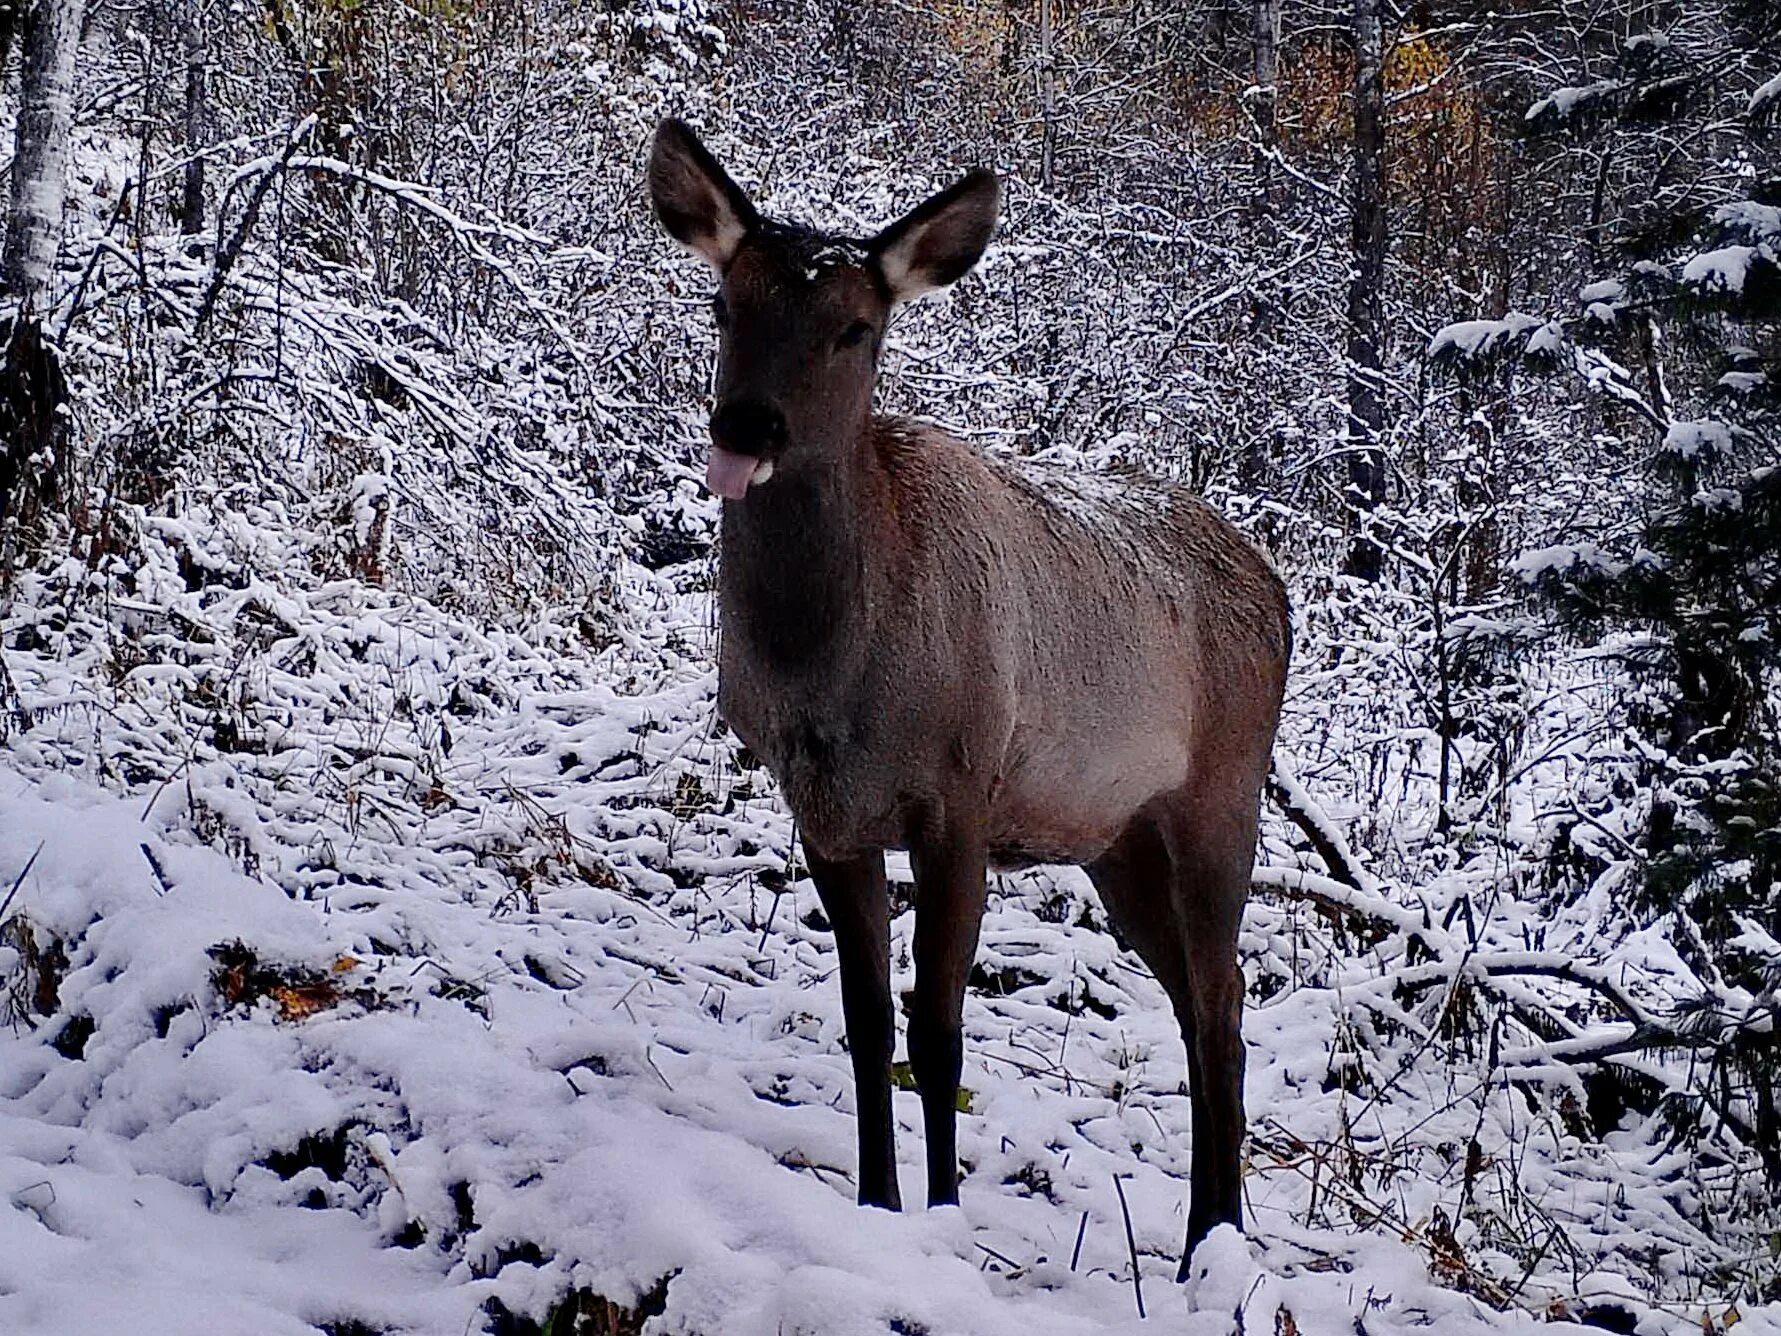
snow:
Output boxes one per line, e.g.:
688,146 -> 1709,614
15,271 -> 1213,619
1714,200 -> 1781,242
0,708 -> 1584,1336
806,241 -> 871,278
1425,312 -> 1542,362
1,516 -> 1773,1332
1750,70 -> 1781,121
1511,541 -> 1627,582
1719,369 -> 1768,394
1681,245 -> 1756,295
1524,318 -> 1567,360
1525,79 -> 1622,124
1662,420 -> 1733,462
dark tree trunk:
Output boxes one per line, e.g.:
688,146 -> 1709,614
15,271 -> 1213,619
0,317 -> 68,524
0,1 -> 20,69
1235,0 -> 1282,496
1250,0 -> 1277,218
1038,0 -> 1056,190
1343,0 -> 1388,581
180,0 -> 209,237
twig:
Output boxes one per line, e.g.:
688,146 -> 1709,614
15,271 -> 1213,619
0,843 -> 43,921
974,1242 -> 1025,1273
1113,1173 -> 1145,1319
756,881 -> 785,955
140,756 -> 193,823
139,843 -> 175,897
55,180 -> 139,341
1251,1119 -> 1524,1311
1160,245 -> 1321,360
1071,1209 -> 1089,1271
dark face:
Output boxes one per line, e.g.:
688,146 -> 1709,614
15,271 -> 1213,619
704,229 -> 890,495
647,119 -> 1000,501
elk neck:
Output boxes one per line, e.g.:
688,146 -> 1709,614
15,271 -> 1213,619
717,413 -> 886,674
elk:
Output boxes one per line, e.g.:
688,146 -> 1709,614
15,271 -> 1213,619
648,120 -> 1289,1276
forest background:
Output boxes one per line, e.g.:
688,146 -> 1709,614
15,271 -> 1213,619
0,1 -> 1778,1333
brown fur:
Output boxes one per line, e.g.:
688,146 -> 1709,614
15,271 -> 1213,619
720,419 -> 1288,870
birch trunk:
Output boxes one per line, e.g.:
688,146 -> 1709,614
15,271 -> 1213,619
3,0 -> 86,310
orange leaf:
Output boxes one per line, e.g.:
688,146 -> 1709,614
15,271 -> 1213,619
271,982 -> 340,1021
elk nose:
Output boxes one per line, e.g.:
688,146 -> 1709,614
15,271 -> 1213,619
710,398 -> 787,458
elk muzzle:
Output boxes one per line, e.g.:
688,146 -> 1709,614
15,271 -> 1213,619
707,398 -> 785,500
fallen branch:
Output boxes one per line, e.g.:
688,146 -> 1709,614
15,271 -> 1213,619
1266,760 -> 1376,892
1253,852 -> 1773,1153
196,116 -> 315,331
1252,863 -> 1425,936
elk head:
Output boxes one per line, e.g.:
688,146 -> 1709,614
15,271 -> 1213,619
648,119 -> 1000,500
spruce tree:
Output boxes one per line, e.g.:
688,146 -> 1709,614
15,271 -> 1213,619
1434,5 -> 1781,1168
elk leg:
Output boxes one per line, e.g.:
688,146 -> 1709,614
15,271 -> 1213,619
1086,815 -> 1196,1023
907,824 -> 989,1207
1169,832 -> 1251,1275
1088,818 -> 1210,1273
808,847 -> 900,1210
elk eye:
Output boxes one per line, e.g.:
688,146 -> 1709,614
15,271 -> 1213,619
711,294 -> 729,329
836,320 -> 874,351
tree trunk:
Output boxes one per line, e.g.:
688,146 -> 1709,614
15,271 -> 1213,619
1343,0 -> 1388,581
0,2 -> 20,70
4,0 -> 86,308
1038,0 -> 1056,191
1239,0 -> 1281,496
1250,0 -> 1277,218
2,0 -> 83,536
180,0 -> 208,237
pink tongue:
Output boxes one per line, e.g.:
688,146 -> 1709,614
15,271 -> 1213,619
706,446 -> 759,501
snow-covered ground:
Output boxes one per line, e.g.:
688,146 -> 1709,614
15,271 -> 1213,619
0,770 -> 1532,1335
0,535 -> 1772,1335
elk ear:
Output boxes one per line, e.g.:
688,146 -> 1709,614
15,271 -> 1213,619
870,168 -> 999,305
649,119 -> 758,271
